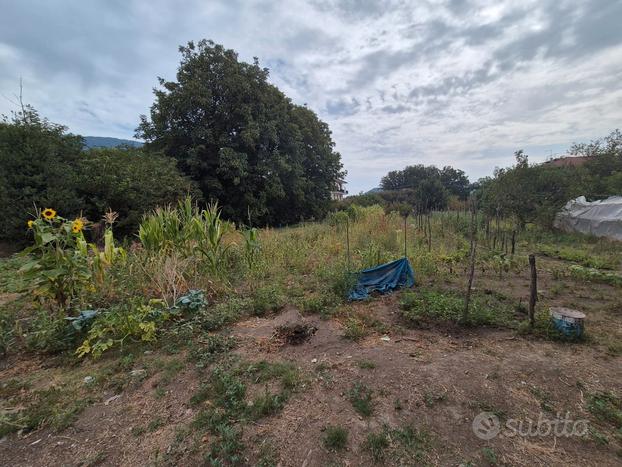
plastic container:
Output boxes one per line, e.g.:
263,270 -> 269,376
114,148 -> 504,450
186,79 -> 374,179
550,307 -> 585,338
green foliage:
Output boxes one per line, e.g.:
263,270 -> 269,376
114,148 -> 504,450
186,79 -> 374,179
567,265 -> 622,287
381,164 -> 469,200
250,285 -> 285,316
137,39 -> 344,226
348,382 -> 374,417
74,147 -> 199,237
138,198 -> 233,275
364,430 -> 390,463
76,298 -> 172,358
0,107 -> 196,244
0,386 -> 89,437
189,334 -> 236,367
399,289 -> 517,327
587,392 -> 622,428
0,107 -> 84,243
478,131 -> 622,227
19,211 -> 92,309
323,426 -> 348,451
241,227 -> 260,269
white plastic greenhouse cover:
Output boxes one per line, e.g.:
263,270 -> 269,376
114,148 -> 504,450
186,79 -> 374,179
554,196 -> 622,241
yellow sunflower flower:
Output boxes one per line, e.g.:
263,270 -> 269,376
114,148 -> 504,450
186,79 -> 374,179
42,208 -> 57,220
71,219 -> 84,234
27,220 -> 34,229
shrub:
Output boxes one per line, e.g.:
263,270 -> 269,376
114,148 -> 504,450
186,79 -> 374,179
76,298 -> 172,358
323,426 -> 348,451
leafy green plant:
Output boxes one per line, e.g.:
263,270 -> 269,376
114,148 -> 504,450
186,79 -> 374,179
195,202 -> 233,275
19,210 -> 92,309
76,298 -> 172,358
241,227 -> 260,269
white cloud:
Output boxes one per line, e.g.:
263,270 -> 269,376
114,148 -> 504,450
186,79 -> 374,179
1,0 -> 621,193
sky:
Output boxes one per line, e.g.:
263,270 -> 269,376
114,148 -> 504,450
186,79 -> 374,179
1,0 -> 621,194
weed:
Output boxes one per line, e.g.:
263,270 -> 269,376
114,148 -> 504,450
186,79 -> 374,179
349,382 -> 374,417
342,316 -> 368,341
364,430 -> 389,463
189,334 -> 236,367
148,417 -> 165,432
482,447 -> 498,465
587,391 -> 622,428
400,288 -> 516,328
589,427 -> 609,445
257,440 -> 279,467
251,285 -> 285,316
323,426 -> 348,451
205,424 -> 245,466
131,426 -> 146,437
423,391 -> 446,408
357,359 -> 376,369
249,391 -> 288,419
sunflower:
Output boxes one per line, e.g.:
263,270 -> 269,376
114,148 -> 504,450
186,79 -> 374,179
71,219 -> 84,234
42,208 -> 57,220
27,220 -> 34,229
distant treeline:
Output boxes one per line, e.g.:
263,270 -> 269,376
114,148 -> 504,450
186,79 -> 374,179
477,130 -> 622,227
342,130 -> 622,229
342,165 -> 471,214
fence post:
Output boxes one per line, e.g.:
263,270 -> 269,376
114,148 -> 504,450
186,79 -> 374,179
529,254 -> 537,328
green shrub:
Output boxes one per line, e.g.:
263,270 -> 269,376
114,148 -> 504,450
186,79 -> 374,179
323,426 -> 348,451
251,285 -> 285,316
76,298 -> 172,358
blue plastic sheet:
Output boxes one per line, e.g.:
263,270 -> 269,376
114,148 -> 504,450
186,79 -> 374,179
349,257 -> 415,300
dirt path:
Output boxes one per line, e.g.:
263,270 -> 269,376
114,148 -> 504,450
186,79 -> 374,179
1,297 -> 621,466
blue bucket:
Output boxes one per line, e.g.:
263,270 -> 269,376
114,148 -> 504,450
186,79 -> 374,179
550,307 -> 585,338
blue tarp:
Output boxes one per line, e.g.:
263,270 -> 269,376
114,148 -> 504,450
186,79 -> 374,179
349,257 -> 415,300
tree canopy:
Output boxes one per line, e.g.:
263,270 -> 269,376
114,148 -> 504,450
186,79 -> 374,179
137,39 -> 344,226
477,130 -> 622,227
380,164 -> 470,200
0,108 -> 196,243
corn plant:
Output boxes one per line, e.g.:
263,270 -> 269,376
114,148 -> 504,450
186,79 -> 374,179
241,227 -> 260,269
195,202 -> 232,274
90,229 -> 126,283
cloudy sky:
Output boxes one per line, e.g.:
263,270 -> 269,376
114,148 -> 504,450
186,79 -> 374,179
1,0 -> 621,193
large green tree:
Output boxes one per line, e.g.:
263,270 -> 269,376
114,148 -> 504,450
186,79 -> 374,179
0,107 -> 84,242
0,107 -> 197,243
137,40 -> 344,226
380,163 -> 469,200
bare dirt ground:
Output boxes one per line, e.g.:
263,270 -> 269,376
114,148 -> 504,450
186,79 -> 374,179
2,277 -> 621,467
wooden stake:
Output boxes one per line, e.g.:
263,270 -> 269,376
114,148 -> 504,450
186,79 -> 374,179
463,196 -> 478,322
529,254 -> 537,328
346,217 -> 351,272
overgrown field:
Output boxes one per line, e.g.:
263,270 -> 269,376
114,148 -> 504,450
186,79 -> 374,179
1,203 -> 621,466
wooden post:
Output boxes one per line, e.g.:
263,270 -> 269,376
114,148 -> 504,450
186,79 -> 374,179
403,215 -> 407,258
463,196 -> 478,322
427,214 -> 432,252
529,254 -> 537,328
346,217 -> 351,272
511,230 -> 516,255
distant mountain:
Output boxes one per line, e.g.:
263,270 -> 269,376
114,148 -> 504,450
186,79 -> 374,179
83,136 -> 144,149
366,187 -> 383,194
